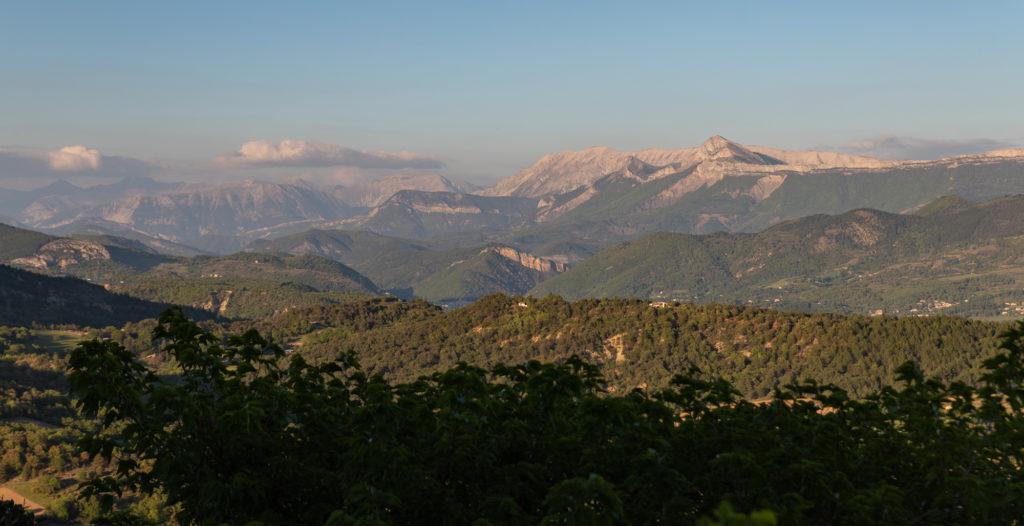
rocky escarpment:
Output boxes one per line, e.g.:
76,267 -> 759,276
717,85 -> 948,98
11,239 -> 111,269
482,246 -> 567,274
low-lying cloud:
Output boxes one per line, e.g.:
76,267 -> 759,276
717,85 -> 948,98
215,139 -> 444,169
47,145 -> 103,171
835,135 -> 1018,160
0,146 -> 158,179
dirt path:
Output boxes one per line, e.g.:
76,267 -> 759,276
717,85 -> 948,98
0,486 -> 46,516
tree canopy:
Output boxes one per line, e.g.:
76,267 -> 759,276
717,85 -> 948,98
69,308 -> 1024,524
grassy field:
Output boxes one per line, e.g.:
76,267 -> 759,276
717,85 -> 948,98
6,480 -> 55,511
29,330 -> 86,356
4,479 -> 83,525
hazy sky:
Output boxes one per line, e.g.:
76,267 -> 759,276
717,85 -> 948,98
2,1 -> 1022,188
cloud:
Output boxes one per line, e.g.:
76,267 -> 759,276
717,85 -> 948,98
0,146 -> 159,188
834,135 -> 1018,160
215,139 -> 444,169
47,145 -> 102,171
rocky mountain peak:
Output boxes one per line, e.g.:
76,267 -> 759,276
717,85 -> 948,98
697,136 -> 776,165
622,156 -> 655,174
699,135 -> 732,155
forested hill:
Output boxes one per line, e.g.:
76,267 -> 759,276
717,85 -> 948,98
239,295 -> 1007,398
1,220 -> 383,319
532,194 -> 1024,318
0,263 -> 207,327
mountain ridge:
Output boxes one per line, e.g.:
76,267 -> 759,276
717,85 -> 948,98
481,135 -> 903,198
4,136 -> 1023,260
531,193 -> 1024,318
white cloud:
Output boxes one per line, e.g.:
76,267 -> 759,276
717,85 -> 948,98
835,135 -> 1018,160
47,145 -> 102,171
0,146 -> 158,189
215,139 -> 444,169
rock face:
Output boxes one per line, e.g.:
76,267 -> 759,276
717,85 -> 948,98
483,246 -> 567,274
11,239 -> 111,269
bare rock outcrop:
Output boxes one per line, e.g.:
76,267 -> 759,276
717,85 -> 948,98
482,246 -> 567,274
11,239 -> 111,269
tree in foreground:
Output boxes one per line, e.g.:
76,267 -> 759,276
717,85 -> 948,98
69,307 -> 1024,524
0,499 -> 40,526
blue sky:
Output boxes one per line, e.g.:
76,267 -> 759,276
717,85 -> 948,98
1,1 -> 1022,187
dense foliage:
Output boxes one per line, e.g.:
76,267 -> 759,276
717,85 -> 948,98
0,498 -> 40,525
0,264 -> 185,328
62,293 -> 1009,399
0,327 -> 145,522
69,308 -> 1024,525
285,295 -> 1005,398
109,277 -> 374,320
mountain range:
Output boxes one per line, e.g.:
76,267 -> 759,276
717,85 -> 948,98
4,136 -> 1023,258
335,137 -> 1024,250
3,136 -> 1024,317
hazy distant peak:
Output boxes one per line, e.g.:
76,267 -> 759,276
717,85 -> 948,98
948,148 -> 1024,162
376,172 -> 456,187
37,179 -> 84,194
334,172 -> 474,208
984,148 -> 1024,157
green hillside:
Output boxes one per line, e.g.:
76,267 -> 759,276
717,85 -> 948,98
252,295 -> 1007,399
412,249 -> 558,304
0,264 -> 204,327
4,295 -> 1022,524
244,228 -> 462,292
61,306 -> 1024,524
0,223 -> 57,260
101,252 -> 380,319
245,228 -> 428,266
245,229 -> 567,302
2,223 -> 383,320
533,195 -> 1024,319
